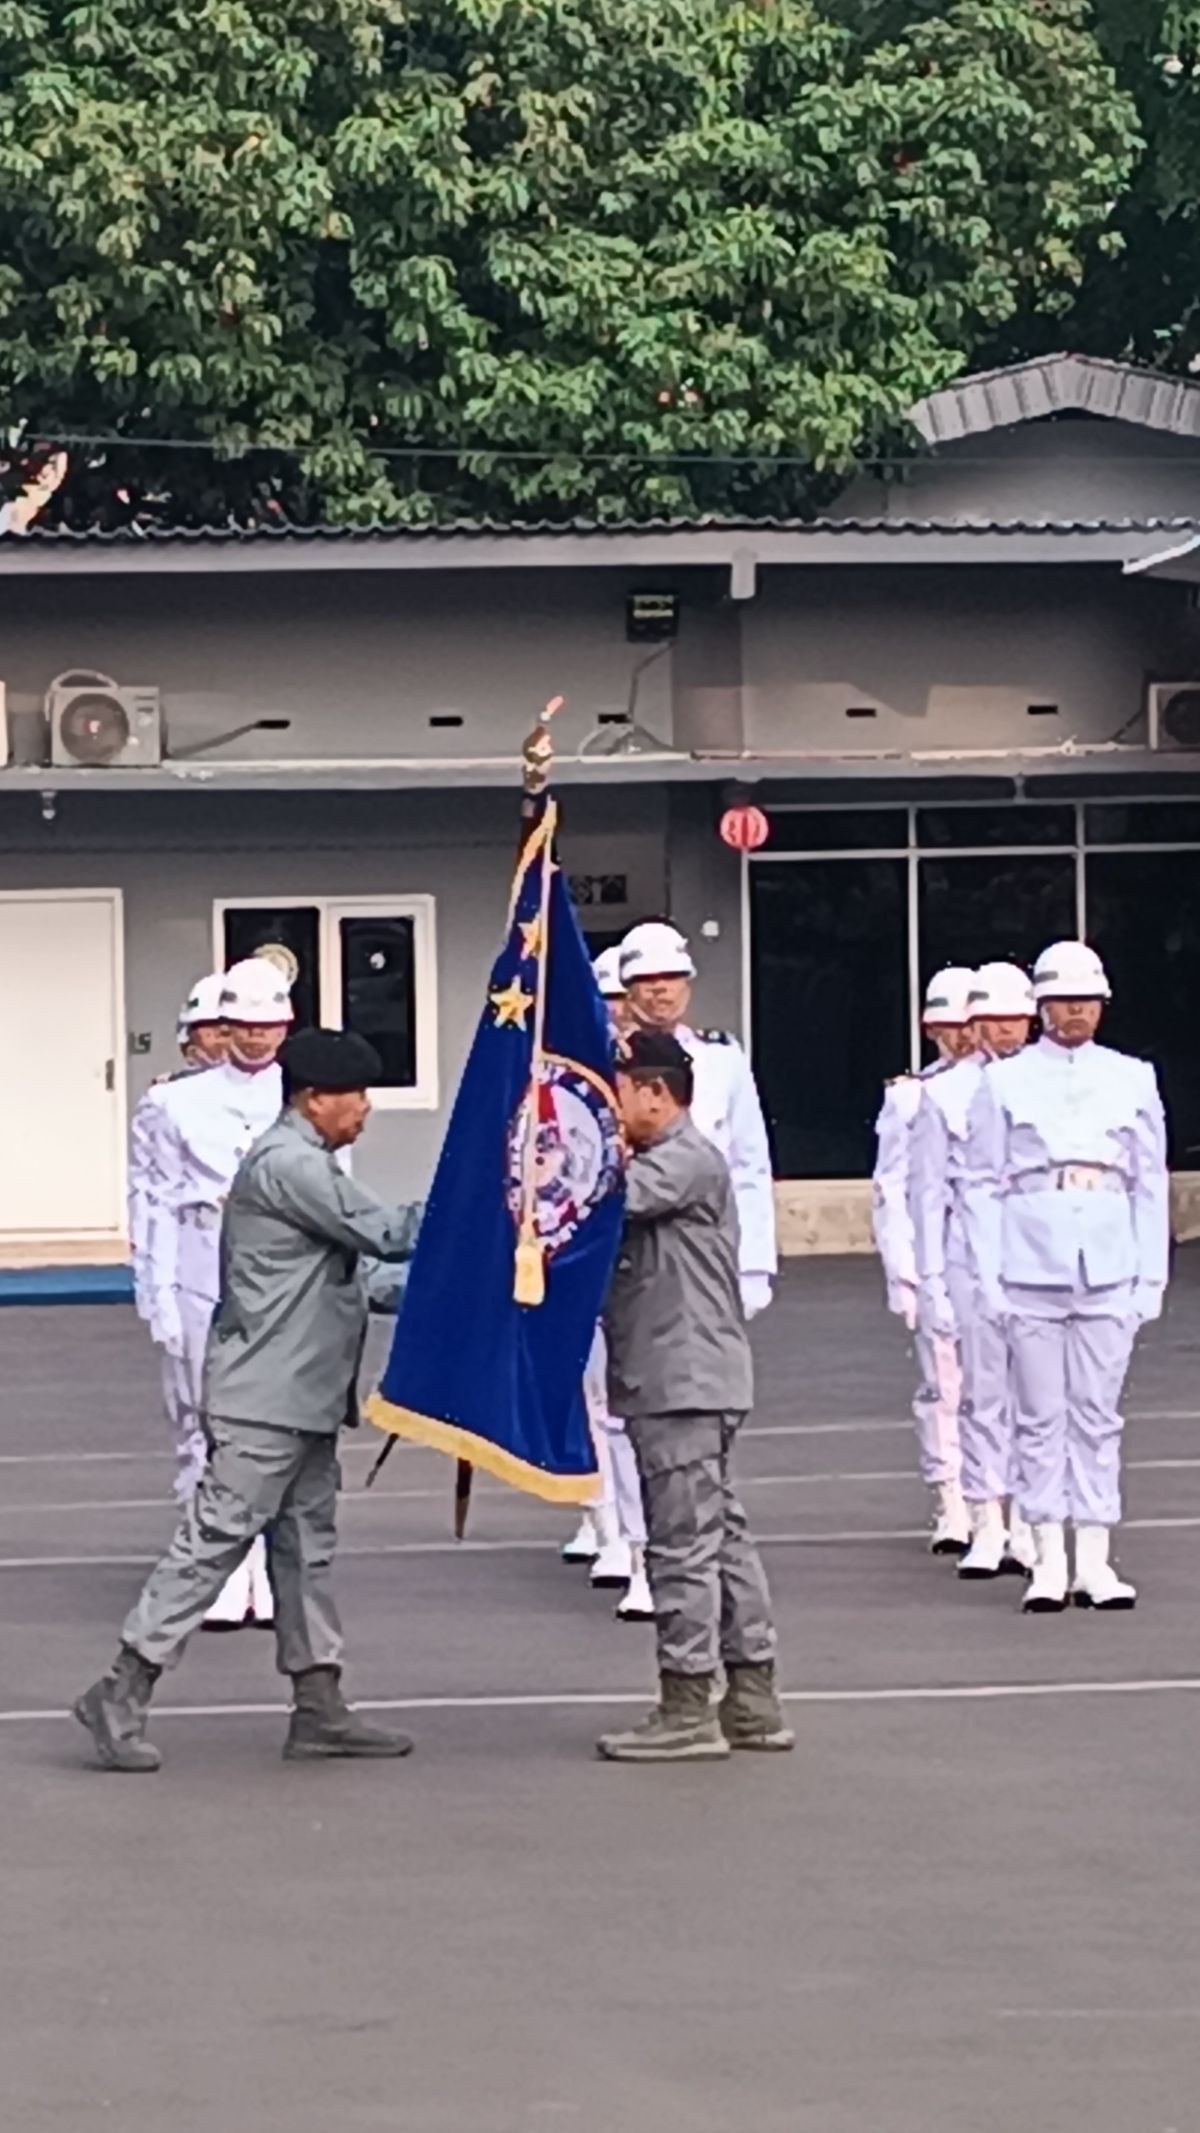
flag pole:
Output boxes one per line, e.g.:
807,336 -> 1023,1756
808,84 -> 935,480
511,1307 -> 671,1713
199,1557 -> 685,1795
453,693 -> 564,1535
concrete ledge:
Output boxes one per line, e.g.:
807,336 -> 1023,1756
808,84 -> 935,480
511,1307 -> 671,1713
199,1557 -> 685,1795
776,1180 -> 875,1257
776,1173 -> 1200,1256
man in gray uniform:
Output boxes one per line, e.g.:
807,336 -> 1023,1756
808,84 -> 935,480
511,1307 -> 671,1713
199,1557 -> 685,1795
597,1031 -> 791,1763
75,1029 -> 423,1774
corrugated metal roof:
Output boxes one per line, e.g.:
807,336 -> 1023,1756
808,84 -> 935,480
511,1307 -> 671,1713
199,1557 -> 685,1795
15,511 -> 1200,544
910,353 -> 1200,446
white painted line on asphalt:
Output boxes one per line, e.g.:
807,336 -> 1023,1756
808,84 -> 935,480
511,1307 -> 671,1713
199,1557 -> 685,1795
4,1676 -> 1200,1727
11,1452 -> 1200,1517
5,1513 -> 1200,1571
0,1487 -> 448,1516
1,1407 -> 1194,1469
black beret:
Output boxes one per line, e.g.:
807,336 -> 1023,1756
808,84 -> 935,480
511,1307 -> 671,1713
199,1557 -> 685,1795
619,1028 -> 692,1077
281,1027 -> 383,1094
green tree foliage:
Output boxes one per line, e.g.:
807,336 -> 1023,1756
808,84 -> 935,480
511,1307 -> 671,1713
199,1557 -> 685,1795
1049,3 -> 1200,367
0,0 -> 1140,524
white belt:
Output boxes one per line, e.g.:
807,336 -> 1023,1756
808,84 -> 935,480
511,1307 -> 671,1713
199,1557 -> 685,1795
1009,1166 -> 1126,1197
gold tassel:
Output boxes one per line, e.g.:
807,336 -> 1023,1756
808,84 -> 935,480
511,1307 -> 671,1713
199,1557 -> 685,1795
513,1233 -> 546,1307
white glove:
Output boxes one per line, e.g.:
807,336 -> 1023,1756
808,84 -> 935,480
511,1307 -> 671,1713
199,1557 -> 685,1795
740,1273 -> 773,1320
916,1276 -> 956,1340
888,1280 -> 918,1332
151,1292 -> 184,1359
1132,1284 -> 1164,1326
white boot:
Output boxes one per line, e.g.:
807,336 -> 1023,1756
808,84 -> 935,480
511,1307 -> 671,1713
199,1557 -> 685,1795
248,1536 -> 274,1626
1022,1521 -> 1069,1614
589,1506 -> 633,1590
616,1547 -> 655,1622
957,1498 -> 1006,1579
929,1480 -> 970,1558
561,1510 -> 600,1564
202,1553 -> 253,1630
1072,1524 -> 1137,1611
1003,1503 -> 1038,1577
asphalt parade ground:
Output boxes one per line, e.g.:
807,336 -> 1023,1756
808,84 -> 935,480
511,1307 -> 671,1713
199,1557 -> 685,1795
3,1259 -> 1200,2133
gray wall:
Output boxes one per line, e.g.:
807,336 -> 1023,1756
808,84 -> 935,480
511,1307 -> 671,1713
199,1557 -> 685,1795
0,785 -> 710,1207
0,569 -> 679,765
740,566 -> 1200,754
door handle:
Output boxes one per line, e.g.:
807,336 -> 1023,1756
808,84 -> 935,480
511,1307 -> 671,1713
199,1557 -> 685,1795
104,1058 -> 115,1092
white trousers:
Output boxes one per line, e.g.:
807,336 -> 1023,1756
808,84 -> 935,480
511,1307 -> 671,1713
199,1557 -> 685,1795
174,1285 -> 262,1617
160,1347 -> 208,1504
1006,1285 -> 1137,1527
948,1260 -> 1017,1503
584,1330 -> 646,1547
911,1329 -> 962,1489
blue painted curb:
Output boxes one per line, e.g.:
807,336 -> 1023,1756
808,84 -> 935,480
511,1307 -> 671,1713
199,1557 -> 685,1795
0,1266 -> 135,1305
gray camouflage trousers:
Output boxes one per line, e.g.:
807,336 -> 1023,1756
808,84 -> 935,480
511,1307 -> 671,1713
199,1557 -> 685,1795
625,1409 -> 777,1678
123,1420 -> 343,1676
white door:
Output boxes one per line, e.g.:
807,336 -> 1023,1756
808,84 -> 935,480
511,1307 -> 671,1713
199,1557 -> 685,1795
0,892 -> 124,1236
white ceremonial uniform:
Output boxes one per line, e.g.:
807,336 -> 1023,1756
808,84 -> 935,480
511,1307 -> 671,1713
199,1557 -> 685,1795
873,1064 -> 962,1489
583,1326 -> 647,1549
129,1064 -> 212,1495
910,1054 -> 1016,1505
962,1037 -> 1169,1528
148,1061 -> 283,1501
676,1024 -> 777,1310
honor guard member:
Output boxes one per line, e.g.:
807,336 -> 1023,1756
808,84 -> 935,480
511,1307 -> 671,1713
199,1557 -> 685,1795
597,1032 -> 790,1763
618,920 -> 777,1320
561,947 -> 653,1619
147,957 -> 293,1627
129,973 -> 228,1498
75,1029 -> 424,1773
911,962 -> 1037,1579
872,967 -> 976,1555
962,942 -> 1168,1614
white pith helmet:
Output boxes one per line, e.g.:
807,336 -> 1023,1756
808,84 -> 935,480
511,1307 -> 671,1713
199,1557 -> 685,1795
592,946 -> 627,999
967,961 -> 1036,1019
618,921 -> 696,984
178,971 -> 227,1028
922,966 -> 975,1027
219,957 -> 295,1026
1032,940 -> 1111,1003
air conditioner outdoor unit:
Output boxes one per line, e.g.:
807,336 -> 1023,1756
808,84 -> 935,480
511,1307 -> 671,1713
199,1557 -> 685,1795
1147,681 -> 1200,752
47,669 -> 163,768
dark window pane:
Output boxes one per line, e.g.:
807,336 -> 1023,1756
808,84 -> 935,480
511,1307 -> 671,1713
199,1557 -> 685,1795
761,808 -> 908,853
340,915 -> 416,1087
751,859 -> 908,1177
1085,851 -> 1200,1167
918,857 -> 1075,1061
1085,800 -> 1200,846
222,906 -> 319,1028
917,805 -> 1075,849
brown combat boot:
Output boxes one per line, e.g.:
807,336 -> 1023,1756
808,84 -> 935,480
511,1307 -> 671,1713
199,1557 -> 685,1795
74,1645 -> 163,1773
718,1661 -> 795,1752
283,1666 -> 413,1760
596,1671 -> 730,1762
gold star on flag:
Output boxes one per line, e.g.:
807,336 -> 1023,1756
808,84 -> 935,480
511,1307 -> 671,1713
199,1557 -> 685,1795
490,977 -> 535,1030
519,916 -> 544,961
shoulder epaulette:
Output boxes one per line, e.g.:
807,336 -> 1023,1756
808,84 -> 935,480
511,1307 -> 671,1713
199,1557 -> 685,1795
884,1072 -> 913,1088
697,1028 -> 735,1046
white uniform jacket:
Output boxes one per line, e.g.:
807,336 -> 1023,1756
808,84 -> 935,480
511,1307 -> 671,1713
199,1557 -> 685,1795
961,1037 -> 1169,1319
145,1061 -> 284,1326
872,1063 -> 944,1308
676,1023 -> 777,1281
909,1055 -> 986,1333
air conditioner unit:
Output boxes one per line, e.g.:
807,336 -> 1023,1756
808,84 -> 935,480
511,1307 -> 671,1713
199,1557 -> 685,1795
1147,681 -> 1200,752
48,670 -> 163,768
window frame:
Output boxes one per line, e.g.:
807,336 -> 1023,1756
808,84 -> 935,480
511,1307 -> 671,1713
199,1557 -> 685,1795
212,893 -> 439,1112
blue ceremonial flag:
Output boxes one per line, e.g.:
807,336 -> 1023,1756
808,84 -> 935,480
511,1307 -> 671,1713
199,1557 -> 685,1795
365,796 -> 624,1502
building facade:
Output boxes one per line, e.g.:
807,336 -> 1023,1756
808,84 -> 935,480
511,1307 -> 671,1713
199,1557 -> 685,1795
4,354 -> 1200,1259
